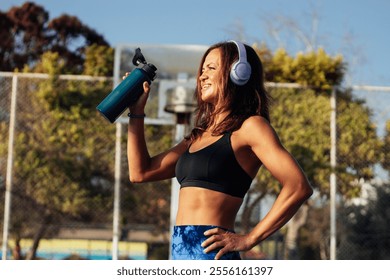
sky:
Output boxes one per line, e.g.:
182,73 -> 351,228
1,0 -> 390,87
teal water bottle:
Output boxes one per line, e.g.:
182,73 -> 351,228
96,48 -> 157,123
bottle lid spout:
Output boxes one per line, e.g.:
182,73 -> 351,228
132,48 -> 147,66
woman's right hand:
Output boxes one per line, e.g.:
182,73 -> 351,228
123,72 -> 151,114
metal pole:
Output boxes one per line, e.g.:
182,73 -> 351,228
330,87 -> 337,260
112,46 -> 122,260
168,123 -> 185,259
2,74 -> 18,260
112,122 -> 122,260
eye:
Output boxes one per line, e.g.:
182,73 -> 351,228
201,64 -> 217,75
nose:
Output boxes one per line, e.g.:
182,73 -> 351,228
199,71 -> 207,81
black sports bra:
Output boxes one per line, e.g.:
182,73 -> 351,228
175,132 -> 252,198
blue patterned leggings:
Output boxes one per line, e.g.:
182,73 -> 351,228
171,225 -> 241,260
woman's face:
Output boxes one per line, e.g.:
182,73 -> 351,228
199,48 -> 223,104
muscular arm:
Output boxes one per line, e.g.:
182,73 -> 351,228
244,116 -> 313,245
127,118 -> 187,182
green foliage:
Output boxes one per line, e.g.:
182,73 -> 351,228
337,91 -> 383,196
16,75 -> 116,220
381,121 -> 390,174
260,47 -> 345,90
84,44 -> 114,76
24,51 -> 65,74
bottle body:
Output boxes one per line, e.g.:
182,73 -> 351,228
96,68 -> 150,123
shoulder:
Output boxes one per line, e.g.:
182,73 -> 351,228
241,115 -> 271,129
237,116 -> 281,147
240,115 -> 275,136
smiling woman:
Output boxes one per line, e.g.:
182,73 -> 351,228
126,40 -> 313,260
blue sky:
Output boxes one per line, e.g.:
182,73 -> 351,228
2,0 -> 390,86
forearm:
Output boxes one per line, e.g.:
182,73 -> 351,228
247,182 -> 312,247
127,116 -> 151,182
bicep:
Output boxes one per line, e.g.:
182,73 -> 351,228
247,119 -> 306,185
258,143 -> 305,186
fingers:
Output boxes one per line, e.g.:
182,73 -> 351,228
201,234 -> 224,251
203,227 -> 224,237
122,73 -> 150,95
202,229 -> 250,260
202,228 -> 225,248
202,229 -> 232,260
122,72 -> 130,80
215,247 -> 230,260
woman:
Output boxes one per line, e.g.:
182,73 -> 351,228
126,41 -> 313,260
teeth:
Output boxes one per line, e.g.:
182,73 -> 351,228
202,84 -> 210,89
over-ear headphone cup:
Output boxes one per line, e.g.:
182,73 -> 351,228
230,61 -> 251,85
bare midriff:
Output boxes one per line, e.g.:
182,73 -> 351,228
175,187 -> 243,230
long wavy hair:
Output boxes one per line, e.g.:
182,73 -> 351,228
187,41 -> 270,142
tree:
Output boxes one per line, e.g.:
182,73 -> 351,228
0,2 -> 49,71
263,48 -> 344,90
0,2 -> 109,74
47,14 -> 109,74
83,44 -> 114,77
381,120 -> 390,175
0,11 -> 16,71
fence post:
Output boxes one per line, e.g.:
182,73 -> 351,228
330,87 -> 337,260
111,45 -> 123,260
112,122 -> 122,260
2,73 -> 18,260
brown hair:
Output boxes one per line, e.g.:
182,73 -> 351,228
188,41 -> 270,141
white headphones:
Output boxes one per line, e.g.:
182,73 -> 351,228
229,40 -> 252,86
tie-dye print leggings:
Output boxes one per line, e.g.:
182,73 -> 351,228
171,225 -> 241,260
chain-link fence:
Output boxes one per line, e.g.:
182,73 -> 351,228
1,72 -> 389,260
335,86 -> 390,260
